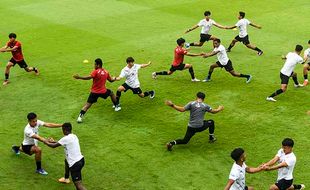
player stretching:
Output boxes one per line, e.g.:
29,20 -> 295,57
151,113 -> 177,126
152,38 -> 202,81
302,40 -> 310,86
267,45 -> 304,102
11,112 -> 62,175
225,12 -> 263,55
74,58 -> 118,123
224,148 -> 263,190
0,33 -> 39,85
114,57 -> 155,111
261,138 -> 305,190
165,92 -> 224,151
202,39 -> 252,83
185,10 -> 226,47
43,123 -> 86,190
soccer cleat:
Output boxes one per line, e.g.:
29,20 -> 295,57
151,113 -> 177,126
226,49 -> 231,52
36,168 -> 48,175
303,80 -> 308,86
257,51 -> 263,56
3,80 -> 9,86
300,184 -> 306,190
202,78 -> 211,82
191,78 -> 200,82
152,72 -> 157,79
58,177 -> 70,184
114,105 -> 121,112
77,116 -> 83,123
266,97 -> 277,102
150,91 -> 155,99
294,83 -> 303,88
166,143 -> 173,151
209,137 -> 217,143
11,145 -> 20,155
34,68 -> 40,76
246,75 -> 252,83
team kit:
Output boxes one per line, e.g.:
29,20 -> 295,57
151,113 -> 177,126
1,10 -> 309,190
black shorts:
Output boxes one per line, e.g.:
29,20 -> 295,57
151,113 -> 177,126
21,144 -> 34,155
122,83 -> 142,94
169,63 -> 185,72
216,60 -> 234,72
87,90 -> 112,103
10,58 -> 28,68
68,157 -> 85,182
245,186 -> 248,190
234,35 -> 250,45
275,179 -> 293,190
280,72 -> 291,85
200,33 -> 212,43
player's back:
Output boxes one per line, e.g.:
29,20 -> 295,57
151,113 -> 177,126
91,68 -> 110,93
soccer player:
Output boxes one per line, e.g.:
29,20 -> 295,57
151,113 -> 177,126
11,112 -> 62,175
184,10 -> 226,47
152,38 -> 202,81
202,39 -> 252,83
165,92 -> 224,151
224,148 -> 263,190
266,45 -> 304,102
74,58 -> 118,123
225,11 -> 263,55
302,40 -> 310,86
261,138 -> 305,190
43,123 -> 86,190
0,33 -> 39,85
114,57 -> 155,110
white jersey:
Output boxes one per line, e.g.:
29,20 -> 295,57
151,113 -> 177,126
58,134 -> 84,167
304,48 -> 310,64
228,162 -> 247,190
22,120 -> 45,145
119,64 -> 142,88
198,18 -> 216,34
280,52 -> 303,76
276,149 -> 296,181
214,44 -> 229,65
235,18 -> 251,38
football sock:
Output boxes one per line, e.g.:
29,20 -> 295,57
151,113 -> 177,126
79,110 -> 86,117
190,43 -> 195,46
304,75 -> 308,80
5,73 -> 9,80
292,76 -> 299,85
254,47 -> 262,52
293,184 -> 302,189
240,74 -> 249,78
36,161 -> 42,170
228,44 -> 233,50
207,71 -> 213,79
170,140 -> 176,145
189,67 -> 195,79
270,89 -> 283,97
209,134 -> 215,140
12,146 -> 20,151
143,91 -> 150,97
156,71 -> 168,75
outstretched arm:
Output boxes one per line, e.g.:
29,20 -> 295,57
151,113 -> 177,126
203,50 -> 220,58
141,61 -> 152,68
165,100 -> 186,112
264,161 -> 287,171
225,25 -> 237,30
249,22 -> 262,29
0,45 -> 9,52
246,166 -> 263,173
186,52 -> 204,57
43,122 -> 62,128
263,155 -> 280,166
185,25 -> 199,34
31,134 -> 46,143
43,138 -> 61,148
0,45 -> 18,52
209,105 -> 224,114
214,23 -> 226,29
73,74 -> 92,80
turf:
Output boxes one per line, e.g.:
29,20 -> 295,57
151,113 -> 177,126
0,0 -> 309,189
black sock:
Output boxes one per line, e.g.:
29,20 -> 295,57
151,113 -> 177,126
207,71 -> 212,79
189,67 -> 195,79
79,110 -> 86,117
228,44 -> 233,50
254,47 -> 262,52
5,73 -> 9,80
144,91 -> 150,97
292,76 -> 299,85
156,71 -> 168,75
190,43 -> 195,46
116,91 -> 122,105
170,141 -> 176,145
36,161 -> 42,170
304,75 -> 308,80
293,184 -> 302,189
13,146 -> 20,151
270,89 -> 283,97
240,74 -> 250,78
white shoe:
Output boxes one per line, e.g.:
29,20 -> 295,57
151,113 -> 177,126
152,72 -> 157,79
300,184 -> 306,190
294,83 -> 303,88
112,105 -> 115,108
246,75 -> 252,83
202,78 -> 211,82
150,91 -> 155,99
77,116 -> 83,123
191,78 -> 200,82
3,80 -> 9,85
266,97 -> 277,102
114,106 -> 121,112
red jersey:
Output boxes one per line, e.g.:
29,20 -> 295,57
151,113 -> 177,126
90,68 -> 111,93
7,40 -> 23,61
172,46 -> 187,66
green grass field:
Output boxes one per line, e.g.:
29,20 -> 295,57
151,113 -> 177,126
0,0 -> 309,189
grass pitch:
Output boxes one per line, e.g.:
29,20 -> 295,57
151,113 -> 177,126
0,0 -> 309,189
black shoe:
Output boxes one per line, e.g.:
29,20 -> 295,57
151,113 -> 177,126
209,137 -> 217,143
12,145 -> 20,155
166,143 -> 173,151
150,91 -> 155,99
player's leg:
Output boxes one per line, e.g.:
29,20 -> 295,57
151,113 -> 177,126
183,64 -> 199,81
137,88 -> 155,99
3,61 -> 14,85
203,62 -> 220,81
58,159 -> 70,184
189,34 -> 209,47
228,70 -> 252,83
203,119 -> 216,142
77,93 -> 96,122
227,36 -> 239,52
292,184 -> 306,190
269,184 -> 280,190
166,127 -> 196,151
243,36 -> 263,55
247,186 -> 254,190
291,72 -> 303,87
116,85 -> 126,106
20,60 -> 39,75
70,158 -> 86,190
153,69 -> 174,79
11,145 -> 21,155
30,145 -> 48,175
267,73 -> 289,102
303,63 -> 309,86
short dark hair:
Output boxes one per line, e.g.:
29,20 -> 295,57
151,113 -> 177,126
62,122 -> 72,133
196,92 -> 205,100
308,40 -> 310,44
27,112 -> 37,121
9,33 -> 17,38
204,11 -> 211,16
126,57 -> 135,63
239,11 -> 245,18
214,38 -> 221,43
282,138 -> 294,147
177,38 -> 186,46
231,148 -> 244,162
295,45 -> 303,52
95,58 -> 103,67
